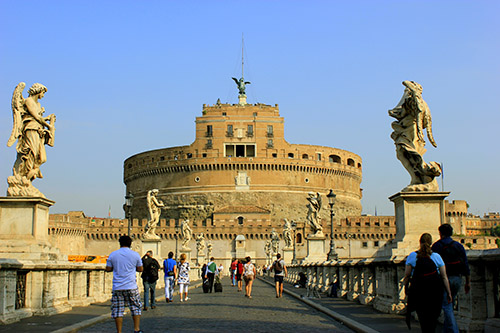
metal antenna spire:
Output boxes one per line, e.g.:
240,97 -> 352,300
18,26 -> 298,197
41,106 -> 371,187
241,33 -> 244,78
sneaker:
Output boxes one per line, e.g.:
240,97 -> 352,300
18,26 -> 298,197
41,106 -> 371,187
143,307 -> 148,311
180,299 -> 183,302
151,306 -> 156,309
185,297 -> 190,301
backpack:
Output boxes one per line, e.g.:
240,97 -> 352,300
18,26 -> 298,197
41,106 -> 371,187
439,241 -> 464,276
148,259 -> 159,283
407,254 -> 443,313
274,260 -> 283,274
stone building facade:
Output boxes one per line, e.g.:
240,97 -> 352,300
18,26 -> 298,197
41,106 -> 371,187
123,102 -> 363,225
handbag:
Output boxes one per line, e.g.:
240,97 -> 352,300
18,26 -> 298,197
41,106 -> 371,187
167,270 -> 175,276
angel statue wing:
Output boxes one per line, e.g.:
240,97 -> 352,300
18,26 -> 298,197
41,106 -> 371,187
232,77 -> 239,85
7,82 -> 26,147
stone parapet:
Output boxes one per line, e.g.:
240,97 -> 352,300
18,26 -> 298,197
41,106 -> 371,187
285,249 -> 500,333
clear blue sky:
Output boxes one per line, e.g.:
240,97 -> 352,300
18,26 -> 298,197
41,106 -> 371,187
1,1 -> 498,218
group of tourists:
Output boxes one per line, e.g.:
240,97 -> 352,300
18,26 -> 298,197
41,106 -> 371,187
404,224 -> 470,333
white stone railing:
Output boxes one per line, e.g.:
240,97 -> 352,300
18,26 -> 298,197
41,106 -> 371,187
0,259 -> 202,324
285,249 -> 500,333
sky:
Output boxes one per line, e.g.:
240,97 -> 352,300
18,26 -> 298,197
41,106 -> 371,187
0,0 -> 498,218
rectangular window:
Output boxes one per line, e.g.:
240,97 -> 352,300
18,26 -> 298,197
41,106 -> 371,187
227,125 -> 233,136
246,145 -> 255,157
267,125 -> 273,137
225,144 -> 234,157
247,125 -> 254,136
236,145 -> 245,157
317,153 -> 322,161
362,242 -> 368,248
267,139 -> 274,148
206,125 -> 213,137
374,241 -> 379,247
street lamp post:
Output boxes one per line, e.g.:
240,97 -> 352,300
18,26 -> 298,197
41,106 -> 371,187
291,220 -> 297,264
124,192 -> 134,237
174,222 -> 180,260
326,189 -> 338,261
345,232 -> 353,259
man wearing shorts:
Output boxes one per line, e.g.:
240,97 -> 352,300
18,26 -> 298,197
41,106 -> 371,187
270,253 -> 287,298
106,235 -> 144,333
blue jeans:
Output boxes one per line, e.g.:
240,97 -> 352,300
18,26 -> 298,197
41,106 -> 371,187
165,276 -> 175,300
142,280 -> 156,307
442,275 -> 461,333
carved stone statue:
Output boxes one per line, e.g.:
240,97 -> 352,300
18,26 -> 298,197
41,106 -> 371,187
271,229 -> 280,254
264,240 -> 271,259
144,189 -> 164,239
283,218 -> 293,249
196,233 -> 206,253
389,81 -> 441,192
232,77 -> 251,95
180,219 -> 192,249
7,82 -> 56,197
207,241 -> 213,258
306,192 -> 323,235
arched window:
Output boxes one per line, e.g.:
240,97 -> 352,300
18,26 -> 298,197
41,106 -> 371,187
237,216 -> 244,225
288,153 -> 294,158
296,233 -> 303,244
302,154 -> 308,159
329,155 -> 341,163
347,158 -> 355,167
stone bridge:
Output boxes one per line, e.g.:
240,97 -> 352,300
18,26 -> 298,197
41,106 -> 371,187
1,249 -> 500,332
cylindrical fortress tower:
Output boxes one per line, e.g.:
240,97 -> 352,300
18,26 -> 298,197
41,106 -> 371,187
124,102 -> 362,227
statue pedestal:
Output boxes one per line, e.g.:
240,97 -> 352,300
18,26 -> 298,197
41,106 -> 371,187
180,248 -> 192,263
142,239 -> 161,259
0,197 -> 61,260
238,94 -> 247,105
303,234 -> 326,263
380,191 -> 450,258
197,253 -> 206,265
283,248 -> 294,264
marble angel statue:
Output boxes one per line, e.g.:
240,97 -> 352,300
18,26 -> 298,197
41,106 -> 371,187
389,81 -> 441,191
196,233 -> 206,253
283,218 -> 293,249
7,82 -> 56,197
306,192 -> 323,235
144,189 -> 164,239
180,219 -> 192,249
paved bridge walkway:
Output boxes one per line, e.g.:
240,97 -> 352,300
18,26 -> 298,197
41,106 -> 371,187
0,276 -> 421,333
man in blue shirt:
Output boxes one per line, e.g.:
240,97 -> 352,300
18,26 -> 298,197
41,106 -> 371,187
432,224 -> 470,333
163,251 -> 177,302
106,235 -> 143,333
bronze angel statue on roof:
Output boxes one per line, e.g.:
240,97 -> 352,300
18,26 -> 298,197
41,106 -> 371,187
232,77 -> 251,95
7,82 -> 56,197
389,81 -> 441,192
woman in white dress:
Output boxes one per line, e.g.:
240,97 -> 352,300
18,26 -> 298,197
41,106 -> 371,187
177,253 -> 191,302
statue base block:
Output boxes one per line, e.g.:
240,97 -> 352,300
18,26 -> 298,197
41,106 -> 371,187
179,248 -> 192,262
0,197 -> 62,260
379,191 -> 450,259
197,253 -> 206,265
283,248 -> 293,264
142,239 -> 161,259
303,234 -> 326,263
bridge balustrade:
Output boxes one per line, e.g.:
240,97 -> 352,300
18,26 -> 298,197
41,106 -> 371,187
0,260 -> 202,324
285,249 -> 500,332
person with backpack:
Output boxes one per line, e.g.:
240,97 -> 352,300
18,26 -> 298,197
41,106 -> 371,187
141,250 -> 159,310
270,253 -> 287,298
163,251 -> 177,303
403,233 -> 452,332
204,257 -> 217,293
432,224 -> 471,333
